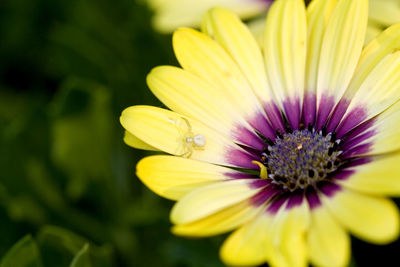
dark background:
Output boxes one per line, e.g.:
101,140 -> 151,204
0,0 -> 398,266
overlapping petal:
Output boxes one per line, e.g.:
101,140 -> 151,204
326,23 -> 400,132
170,179 -> 266,224
307,207 -> 350,267
324,189 -> 400,244
172,199 -> 263,237
263,0 -> 306,129
149,0 -> 269,33
304,0 -> 337,125
340,101 -> 400,157
338,153 -> 400,196
203,8 -> 272,106
315,0 -> 368,128
173,28 -> 265,121
336,51 -> 400,136
317,0 -> 368,99
120,105 -> 257,168
220,211 -> 273,266
123,131 -> 159,151
136,155 -> 243,200
268,203 -> 309,267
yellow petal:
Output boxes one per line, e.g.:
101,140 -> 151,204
343,100 -> 400,156
305,0 -> 338,91
173,28 -> 265,120
307,207 -> 350,267
346,23 -> 400,98
136,155 -> 240,200
220,212 -> 272,266
147,66 -> 238,135
204,8 -> 273,107
338,153 -> 400,196
369,0 -> 400,26
172,199 -> 263,237
123,131 -> 159,151
263,0 -> 306,126
120,105 -> 254,167
365,20 -> 384,44
268,202 -> 310,267
170,179 -> 265,224
247,14 -> 266,48
324,189 -> 400,244
151,0 -> 268,33
336,51 -> 400,135
317,0 -> 368,104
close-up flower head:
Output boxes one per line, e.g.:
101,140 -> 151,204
121,0 -> 400,266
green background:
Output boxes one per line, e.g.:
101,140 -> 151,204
0,0 -> 398,266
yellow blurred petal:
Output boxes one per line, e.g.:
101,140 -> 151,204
263,0 -> 306,106
123,131 -> 159,151
305,0 -> 338,91
151,0 -> 268,33
170,179 -> 264,224
120,105 -> 245,166
369,0 -> 400,26
324,189 -> 400,244
247,14 -> 266,48
173,28 -> 264,120
339,153 -> 400,196
365,20 -> 384,44
220,212 -> 272,266
307,207 -> 350,267
317,0 -> 368,103
204,8 -> 273,106
136,155 -> 238,200
172,199 -> 263,237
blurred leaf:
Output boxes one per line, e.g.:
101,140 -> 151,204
162,236 -> 225,267
0,235 -> 43,267
7,195 -> 47,224
37,226 -> 113,267
69,244 -> 91,267
38,226 -> 87,253
25,160 -> 65,210
50,78 -> 113,178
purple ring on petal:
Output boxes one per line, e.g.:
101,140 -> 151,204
225,94 -> 375,212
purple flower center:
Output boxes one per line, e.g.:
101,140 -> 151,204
263,129 -> 342,192
227,94 -> 375,212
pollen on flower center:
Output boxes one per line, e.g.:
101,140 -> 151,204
262,129 -> 342,192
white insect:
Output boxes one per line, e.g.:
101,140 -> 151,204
169,117 -> 206,158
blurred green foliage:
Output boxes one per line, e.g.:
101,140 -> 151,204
0,0 -> 224,266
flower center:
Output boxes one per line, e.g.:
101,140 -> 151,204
262,129 -> 342,192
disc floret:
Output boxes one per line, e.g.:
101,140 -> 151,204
263,129 -> 342,191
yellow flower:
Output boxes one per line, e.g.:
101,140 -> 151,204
121,0 -> 400,266
366,0 -> 400,43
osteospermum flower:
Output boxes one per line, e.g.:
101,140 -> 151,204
121,0 -> 400,266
